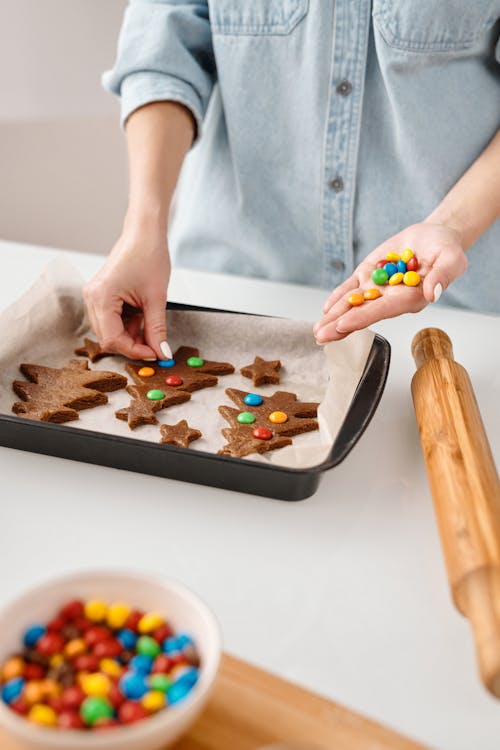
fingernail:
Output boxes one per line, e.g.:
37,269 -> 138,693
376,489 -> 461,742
433,283 -> 443,303
336,318 -> 348,333
160,341 -> 172,359
143,357 -> 157,362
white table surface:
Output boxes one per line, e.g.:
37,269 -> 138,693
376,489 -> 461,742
1,239 -> 499,750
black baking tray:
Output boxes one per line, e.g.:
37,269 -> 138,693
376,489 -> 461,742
0,303 -> 390,501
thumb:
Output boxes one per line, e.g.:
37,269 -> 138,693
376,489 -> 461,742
422,247 -> 468,304
143,298 -> 170,360
422,267 -> 447,304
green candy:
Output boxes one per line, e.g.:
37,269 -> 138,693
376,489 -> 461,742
149,674 -> 173,692
237,411 -> 256,425
137,635 -> 161,658
186,356 -> 204,368
146,389 -> 165,401
80,696 -> 113,726
372,268 -> 389,285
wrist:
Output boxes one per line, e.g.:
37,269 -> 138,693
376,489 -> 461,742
123,205 -> 168,238
423,209 -> 467,248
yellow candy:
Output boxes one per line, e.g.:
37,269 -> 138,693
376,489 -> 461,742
80,672 -> 111,697
2,656 -> 24,681
385,251 -> 400,263
28,704 -> 58,728
64,638 -> 87,659
138,612 -> 165,634
84,599 -> 108,622
363,288 -> 382,301
99,658 -> 123,679
401,248 -> 414,262
388,272 -> 404,286
346,292 -> 364,307
403,271 -> 421,287
141,690 -> 166,712
269,411 -> 288,424
107,602 -> 131,630
24,681 -> 46,705
138,366 -> 155,378
49,654 -> 64,668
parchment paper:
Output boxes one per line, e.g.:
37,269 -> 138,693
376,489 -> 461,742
0,260 -> 375,469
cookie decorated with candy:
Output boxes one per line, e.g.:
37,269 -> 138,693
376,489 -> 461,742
218,388 -> 319,458
115,384 -> 191,430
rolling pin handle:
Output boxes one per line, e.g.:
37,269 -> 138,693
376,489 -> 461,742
411,328 -> 454,368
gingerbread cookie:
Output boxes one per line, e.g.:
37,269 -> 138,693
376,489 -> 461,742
160,420 -> 202,449
126,346 -> 234,393
74,338 -> 113,363
218,388 -> 319,458
240,356 -> 281,386
115,384 -> 191,430
12,360 -> 127,423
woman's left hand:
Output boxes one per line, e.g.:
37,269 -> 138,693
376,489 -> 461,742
314,221 -> 467,343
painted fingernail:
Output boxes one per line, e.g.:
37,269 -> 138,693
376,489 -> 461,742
433,283 -> 443,303
160,341 -> 172,359
143,357 -> 157,361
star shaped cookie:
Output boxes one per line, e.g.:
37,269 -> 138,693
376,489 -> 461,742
159,420 -> 202,449
240,356 -> 281,386
74,338 -> 113,363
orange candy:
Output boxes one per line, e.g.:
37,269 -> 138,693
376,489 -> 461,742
1,657 -> 24,681
347,293 -> 365,306
363,288 -> 382,301
269,411 -> 288,424
138,367 -> 155,378
64,638 -> 87,659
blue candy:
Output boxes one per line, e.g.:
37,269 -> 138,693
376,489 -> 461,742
175,667 -> 199,689
157,359 -> 176,368
383,262 -> 398,278
117,629 -> 137,650
163,637 -> 181,654
243,393 -> 263,407
176,632 -> 195,649
119,672 -> 149,700
166,680 -> 193,705
129,654 -> 153,674
1,678 -> 25,705
23,624 -> 46,648
397,260 -> 407,274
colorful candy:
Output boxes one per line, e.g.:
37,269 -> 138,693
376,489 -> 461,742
243,393 -> 263,407
389,272 -> 404,286
403,271 -> 421,286
363,288 -> 382,300
165,375 -> 183,387
385,251 -> 400,263
346,293 -> 364,306
156,359 -> 175,368
0,599 -> 201,732
383,262 -> 398,278
146,389 -> 165,401
406,255 -> 419,272
253,426 -> 273,440
396,260 -> 407,274
269,411 -> 288,424
186,357 -> 204,368
138,367 -> 155,378
371,268 -> 389,285
237,411 -> 256,425
401,248 -> 413,262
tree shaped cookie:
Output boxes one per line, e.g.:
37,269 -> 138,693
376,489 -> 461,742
74,338 -> 113,363
12,359 -> 127,423
240,356 -> 281,386
160,420 -> 202,449
218,388 -> 319,458
115,384 -> 191,430
126,346 -> 234,393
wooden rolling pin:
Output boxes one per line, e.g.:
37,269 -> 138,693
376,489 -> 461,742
411,327 -> 500,698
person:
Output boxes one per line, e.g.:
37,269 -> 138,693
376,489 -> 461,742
83,1 -> 500,360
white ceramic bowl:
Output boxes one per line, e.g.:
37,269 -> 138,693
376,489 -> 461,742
0,569 -> 221,750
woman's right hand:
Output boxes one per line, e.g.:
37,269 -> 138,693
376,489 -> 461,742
83,225 -> 172,361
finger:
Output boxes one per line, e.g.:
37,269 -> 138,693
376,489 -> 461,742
422,251 -> 467,304
315,293 -> 355,343
97,305 -> 156,360
321,276 -> 359,315
336,288 -> 424,334
143,298 -> 170,360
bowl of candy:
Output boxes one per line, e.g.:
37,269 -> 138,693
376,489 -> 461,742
0,569 -> 221,750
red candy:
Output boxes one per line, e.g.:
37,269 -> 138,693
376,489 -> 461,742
24,663 -> 45,681
61,685 -> 85,710
47,696 -> 65,713
60,600 -> 84,621
152,654 -> 172,674
169,653 -> 187,667
119,701 -> 149,724
73,654 -> 100,672
10,698 -> 29,716
84,626 -> 110,647
93,638 -> 122,659
252,426 -> 273,441
152,624 -> 173,644
59,710 -> 85,729
406,255 -> 419,272
124,610 -> 144,632
46,616 -> 67,632
165,375 -> 183,387
108,683 -> 125,710
37,632 -> 65,655
73,616 -> 94,633
375,259 -> 388,269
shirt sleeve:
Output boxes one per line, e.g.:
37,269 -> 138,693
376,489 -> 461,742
102,0 -> 216,142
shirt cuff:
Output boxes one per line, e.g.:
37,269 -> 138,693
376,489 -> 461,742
104,70 -> 204,145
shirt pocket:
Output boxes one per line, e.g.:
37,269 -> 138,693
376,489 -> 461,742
372,0 -> 500,51
209,0 -> 309,35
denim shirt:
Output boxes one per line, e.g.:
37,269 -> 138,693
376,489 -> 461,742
103,1 -> 500,314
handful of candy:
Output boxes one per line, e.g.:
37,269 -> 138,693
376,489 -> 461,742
347,249 -> 421,307
0,598 -> 200,730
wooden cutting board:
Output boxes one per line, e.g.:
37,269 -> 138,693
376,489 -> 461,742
1,653 -> 432,750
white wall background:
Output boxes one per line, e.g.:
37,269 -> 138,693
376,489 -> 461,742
0,0 -> 128,254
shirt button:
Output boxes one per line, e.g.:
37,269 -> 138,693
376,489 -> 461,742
330,258 -> 345,272
329,177 -> 344,192
336,80 -> 352,96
